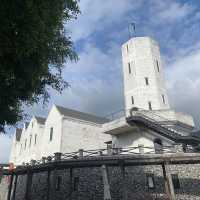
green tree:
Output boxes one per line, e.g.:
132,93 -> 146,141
0,0 -> 80,131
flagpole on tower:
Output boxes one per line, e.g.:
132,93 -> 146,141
128,22 -> 136,39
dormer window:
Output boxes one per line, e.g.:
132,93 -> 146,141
50,127 -> 53,141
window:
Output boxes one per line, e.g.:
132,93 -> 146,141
29,135 -> 32,147
128,62 -> 131,74
154,138 -> 163,154
131,96 -> 134,105
126,45 -> 129,53
145,77 -> 149,85
162,95 -> 165,104
156,60 -> 160,72
73,177 -> 79,191
24,139 -> 27,150
34,134 -> 37,145
148,101 -> 152,110
55,176 -> 62,191
32,122 -> 33,128
172,174 -> 180,189
50,127 -> 53,141
146,174 -> 155,189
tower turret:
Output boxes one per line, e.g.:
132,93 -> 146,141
122,37 -> 170,113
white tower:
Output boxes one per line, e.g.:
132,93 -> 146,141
122,37 -> 170,113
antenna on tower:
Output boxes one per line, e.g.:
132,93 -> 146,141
128,22 -> 136,39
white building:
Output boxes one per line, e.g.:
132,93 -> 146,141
10,36 -> 200,165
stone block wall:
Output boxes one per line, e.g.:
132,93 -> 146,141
1,164 -> 200,200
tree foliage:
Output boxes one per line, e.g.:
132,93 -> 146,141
0,0 -> 80,131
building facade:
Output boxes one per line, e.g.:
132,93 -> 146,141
10,36 -> 200,166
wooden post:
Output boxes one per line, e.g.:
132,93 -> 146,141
24,171 -> 33,200
11,174 -> 18,200
69,168 -> 73,200
162,162 -> 175,200
120,165 -> 127,200
7,174 -> 14,200
78,149 -> 84,158
47,170 -> 51,200
101,165 -> 111,200
54,152 -> 62,161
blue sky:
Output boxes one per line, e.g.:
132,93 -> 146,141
1,0 -> 200,163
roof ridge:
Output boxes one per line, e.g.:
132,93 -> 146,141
55,105 -> 109,124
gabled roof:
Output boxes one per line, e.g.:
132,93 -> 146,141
55,105 -> 109,124
35,116 -> 46,125
16,128 -> 22,141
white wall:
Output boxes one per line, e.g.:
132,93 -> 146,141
112,127 -> 174,153
122,37 -> 170,113
10,118 -> 45,165
40,105 -> 62,157
61,118 -> 111,153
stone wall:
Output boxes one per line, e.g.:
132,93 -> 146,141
1,163 -> 200,200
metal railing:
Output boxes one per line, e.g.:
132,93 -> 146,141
15,144 -> 198,168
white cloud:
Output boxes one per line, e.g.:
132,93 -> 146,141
150,0 -> 195,24
67,0 -> 142,42
166,46 -> 200,127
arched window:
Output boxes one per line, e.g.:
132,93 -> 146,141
154,138 -> 163,154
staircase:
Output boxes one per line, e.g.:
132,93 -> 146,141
126,111 -> 200,145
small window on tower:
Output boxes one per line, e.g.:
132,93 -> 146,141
162,95 -> 165,104
145,77 -> 149,85
148,101 -> 152,110
50,127 -> 53,141
126,45 -> 129,53
128,62 -> 131,74
156,60 -> 160,72
131,96 -> 134,105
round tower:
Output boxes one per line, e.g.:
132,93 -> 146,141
122,37 -> 170,114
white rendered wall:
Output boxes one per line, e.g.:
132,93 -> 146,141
112,128 -> 173,153
10,118 -> 45,165
40,105 -> 62,157
61,118 -> 111,153
122,37 -> 170,113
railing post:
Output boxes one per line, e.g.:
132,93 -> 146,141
120,164 -> 127,200
107,145 -> 112,156
7,173 -> 14,200
42,157 -> 46,164
78,149 -> 84,157
24,170 -> 33,200
162,162 -> 175,200
101,165 -> 111,200
138,144 -> 144,154
47,170 -> 51,200
11,174 -> 18,200
69,168 -> 73,200
54,152 -> 62,161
